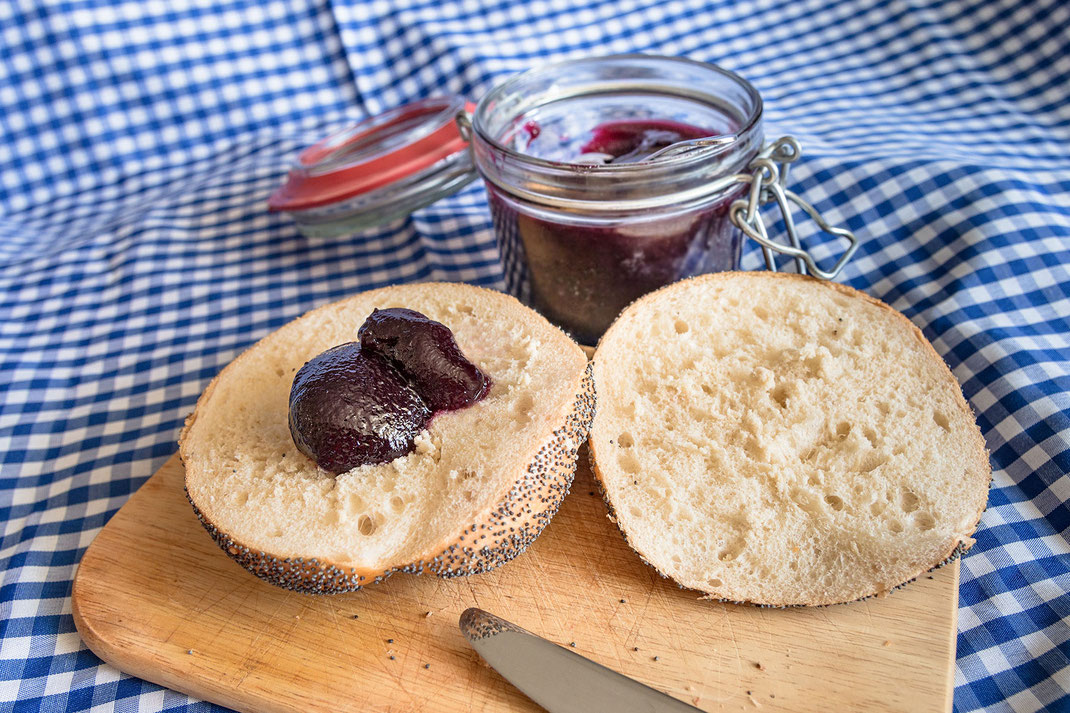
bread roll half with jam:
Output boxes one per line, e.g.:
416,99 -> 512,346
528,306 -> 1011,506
180,283 -> 593,594
590,272 -> 989,606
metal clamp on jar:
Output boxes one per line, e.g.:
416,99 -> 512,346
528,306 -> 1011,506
270,55 -> 857,345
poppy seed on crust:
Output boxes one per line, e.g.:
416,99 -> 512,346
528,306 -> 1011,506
184,362 -> 595,594
428,364 -> 594,578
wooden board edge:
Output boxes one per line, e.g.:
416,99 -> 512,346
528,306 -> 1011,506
70,460 -> 273,713
69,452 -> 963,713
70,573 -> 197,704
942,560 -> 961,713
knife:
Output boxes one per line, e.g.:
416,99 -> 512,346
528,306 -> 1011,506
459,607 -> 703,713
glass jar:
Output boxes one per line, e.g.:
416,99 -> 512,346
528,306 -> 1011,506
468,55 -> 763,344
270,55 -> 856,345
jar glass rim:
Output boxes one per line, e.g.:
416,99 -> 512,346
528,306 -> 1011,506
471,54 -> 764,173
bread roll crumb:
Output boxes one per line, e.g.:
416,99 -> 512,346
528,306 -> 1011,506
182,283 -> 593,593
590,272 -> 989,606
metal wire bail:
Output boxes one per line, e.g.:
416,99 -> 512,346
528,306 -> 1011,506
455,109 -> 473,142
730,136 -> 859,280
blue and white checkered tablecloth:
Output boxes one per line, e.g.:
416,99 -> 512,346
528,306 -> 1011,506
1,0 -> 1067,711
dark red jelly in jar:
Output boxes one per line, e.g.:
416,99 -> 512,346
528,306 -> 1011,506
471,56 -> 764,344
576,119 -> 715,163
486,122 -> 746,344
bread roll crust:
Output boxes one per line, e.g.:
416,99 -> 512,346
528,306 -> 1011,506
590,271 -> 990,606
180,283 -> 594,594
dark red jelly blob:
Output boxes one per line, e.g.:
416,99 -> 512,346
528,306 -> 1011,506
521,120 -> 541,148
289,309 -> 489,473
359,307 -> 489,412
288,342 -> 431,473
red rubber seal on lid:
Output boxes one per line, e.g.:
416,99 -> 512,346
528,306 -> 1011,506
268,97 -> 475,212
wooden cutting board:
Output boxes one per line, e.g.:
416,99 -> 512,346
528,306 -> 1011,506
72,453 -> 958,713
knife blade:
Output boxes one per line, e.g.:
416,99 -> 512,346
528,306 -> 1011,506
459,608 -> 703,713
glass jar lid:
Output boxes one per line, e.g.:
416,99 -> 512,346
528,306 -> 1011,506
268,95 -> 476,237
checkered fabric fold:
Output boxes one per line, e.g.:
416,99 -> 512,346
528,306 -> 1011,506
1,1 -> 1068,711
